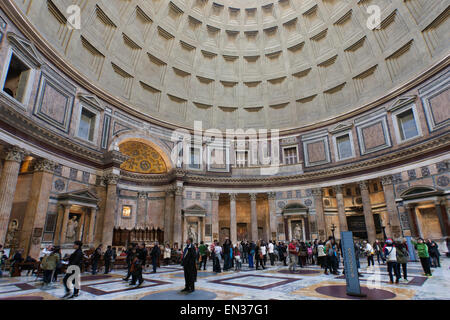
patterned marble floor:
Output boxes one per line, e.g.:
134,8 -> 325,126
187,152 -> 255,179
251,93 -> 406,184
0,258 -> 448,300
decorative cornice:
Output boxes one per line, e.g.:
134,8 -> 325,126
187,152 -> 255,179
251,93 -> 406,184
103,150 -> 129,167
5,146 -> 26,162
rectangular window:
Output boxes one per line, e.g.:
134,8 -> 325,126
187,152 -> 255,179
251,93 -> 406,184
236,151 -> 248,167
283,147 -> 298,165
396,109 -> 419,141
78,108 -> 96,141
336,134 -> 353,160
189,147 -> 201,169
3,54 -> 31,103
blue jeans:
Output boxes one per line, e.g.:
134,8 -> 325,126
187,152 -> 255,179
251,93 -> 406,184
387,261 -> 400,283
248,254 -> 254,268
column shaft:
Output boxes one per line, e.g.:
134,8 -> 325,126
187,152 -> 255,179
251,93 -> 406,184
312,188 -> 327,240
164,189 -> 175,244
268,192 -> 277,241
88,208 -> 96,245
102,173 -> 119,246
381,176 -> 402,238
0,147 -> 25,245
334,186 -> 348,232
229,193 -> 237,243
210,193 -> 219,241
250,193 -> 258,241
173,186 -> 183,247
359,181 -> 377,244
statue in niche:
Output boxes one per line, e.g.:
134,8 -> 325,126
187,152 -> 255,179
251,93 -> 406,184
293,222 -> 303,240
5,219 -> 19,247
66,216 -> 79,242
187,223 -> 198,243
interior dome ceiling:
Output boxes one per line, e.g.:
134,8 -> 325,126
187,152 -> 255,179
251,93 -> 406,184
15,0 -> 450,130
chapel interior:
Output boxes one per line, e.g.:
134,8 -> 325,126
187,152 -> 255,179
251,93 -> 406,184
0,0 -> 448,259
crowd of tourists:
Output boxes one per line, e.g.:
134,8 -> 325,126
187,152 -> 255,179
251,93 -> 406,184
0,235 -> 443,297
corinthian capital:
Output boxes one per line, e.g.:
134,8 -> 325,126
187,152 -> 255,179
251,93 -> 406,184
175,186 -> 184,196
250,193 -> 257,201
103,173 -> 120,185
358,181 -> 369,191
5,146 -> 26,163
333,185 -> 343,194
381,175 -> 393,186
267,192 -> 276,200
311,188 -> 323,198
210,192 -> 220,201
34,159 -> 58,173
229,193 -> 237,201
138,191 -> 148,199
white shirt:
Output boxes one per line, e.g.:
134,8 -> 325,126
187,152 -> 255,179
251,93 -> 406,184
261,245 -> 267,255
214,245 -> 222,256
268,243 -> 274,254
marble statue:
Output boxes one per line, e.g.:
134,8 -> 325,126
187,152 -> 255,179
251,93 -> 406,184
66,216 -> 78,242
188,223 -> 197,243
293,223 -> 302,240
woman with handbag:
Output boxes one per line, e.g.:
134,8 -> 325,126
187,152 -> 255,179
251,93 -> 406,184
255,241 -> 265,270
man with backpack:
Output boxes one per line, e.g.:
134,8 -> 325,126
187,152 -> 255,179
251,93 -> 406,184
103,245 -> 113,274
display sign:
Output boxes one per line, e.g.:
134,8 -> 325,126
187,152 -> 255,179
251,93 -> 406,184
341,231 -> 366,297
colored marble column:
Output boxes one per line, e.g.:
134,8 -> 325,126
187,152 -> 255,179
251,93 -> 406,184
359,181 -> 377,244
88,208 -> 97,245
250,193 -> 258,241
334,185 -> 348,232
137,191 -> 148,229
312,188 -> 327,240
381,175 -> 402,238
173,186 -> 184,247
164,188 -> 175,244
102,173 -> 120,246
268,192 -> 277,241
20,158 -> 56,258
210,192 -> 220,241
57,205 -> 71,245
0,146 -> 25,245
229,193 -> 237,243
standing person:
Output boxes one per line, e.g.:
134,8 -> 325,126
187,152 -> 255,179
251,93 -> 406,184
103,246 -> 112,274
62,241 -> 84,299
129,245 -> 144,287
234,243 -> 242,271
260,241 -> 267,267
91,245 -> 102,275
223,239 -> 232,271
122,244 -> 133,281
317,240 -> 326,270
248,241 -> 255,269
413,238 -> 432,276
325,237 -> 339,275
198,241 -> 208,271
140,243 -> 148,272
41,247 -> 60,287
307,243 -> 313,265
181,238 -> 197,293
52,247 -> 62,283
288,240 -> 297,272
429,241 -> 441,268
255,241 -> 266,270
242,241 -> 248,264
373,240 -> 386,265
213,240 -> 222,273
363,241 -> 375,268
268,240 -> 275,266
395,239 -> 409,282
313,240 -> 319,265
279,242 -> 287,266
150,242 -> 160,273
163,243 -> 171,266
384,239 -> 400,284
299,242 -> 308,266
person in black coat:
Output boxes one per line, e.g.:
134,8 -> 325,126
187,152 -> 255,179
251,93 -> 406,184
62,241 -> 84,299
150,242 -> 161,273
181,237 -> 197,293
122,243 -> 134,281
130,246 -> 145,287
91,245 -> 102,275
104,246 -> 113,274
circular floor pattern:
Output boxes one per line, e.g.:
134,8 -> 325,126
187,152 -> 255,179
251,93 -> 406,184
315,285 -> 396,300
278,269 -> 321,275
140,290 -> 217,300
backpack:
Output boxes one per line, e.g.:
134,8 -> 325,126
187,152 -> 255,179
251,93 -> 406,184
41,255 -> 49,269
307,247 -> 313,255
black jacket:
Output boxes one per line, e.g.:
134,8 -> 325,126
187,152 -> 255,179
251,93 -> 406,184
150,246 -> 160,258
69,248 -> 83,267
181,244 -> 196,268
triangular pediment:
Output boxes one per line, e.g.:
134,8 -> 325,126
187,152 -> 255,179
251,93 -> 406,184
329,122 -> 353,134
7,32 -> 43,67
183,204 -> 207,215
386,95 -> 417,112
57,189 -> 99,204
78,94 -> 104,111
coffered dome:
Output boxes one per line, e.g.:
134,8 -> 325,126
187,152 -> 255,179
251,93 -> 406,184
15,0 -> 450,130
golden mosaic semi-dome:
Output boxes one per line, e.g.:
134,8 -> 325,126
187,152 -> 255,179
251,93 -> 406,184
10,0 -> 450,130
